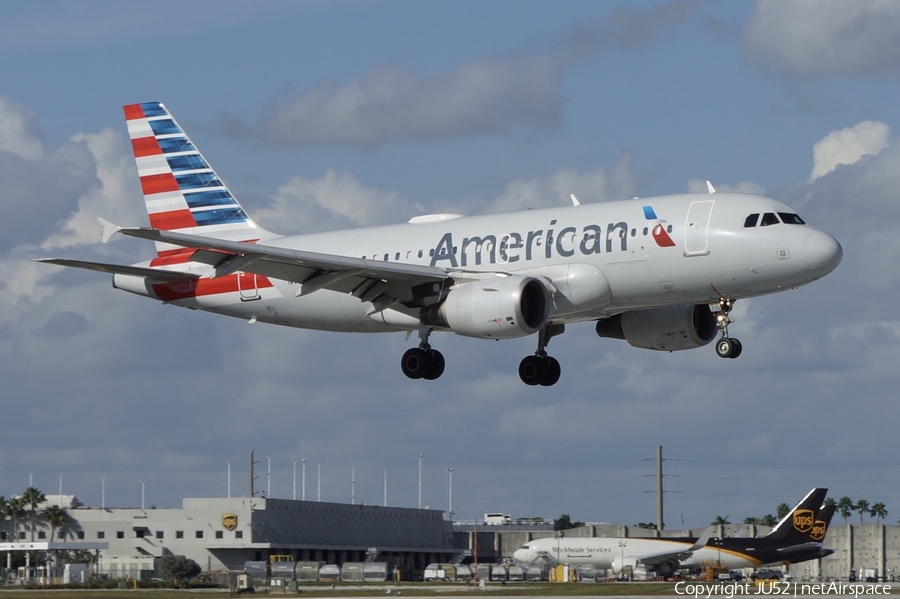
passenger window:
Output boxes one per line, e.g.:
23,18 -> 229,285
395,252 -> 400,260
383,253 -> 389,261
417,250 -> 423,258
778,212 -> 805,225
760,212 -> 780,226
743,214 -> 759,228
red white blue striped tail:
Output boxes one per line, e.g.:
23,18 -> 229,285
123,101 -> 273,257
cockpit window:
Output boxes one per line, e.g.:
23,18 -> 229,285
760,212 -> 780,226
743,213 -> 759,228
778,212 -> 805,225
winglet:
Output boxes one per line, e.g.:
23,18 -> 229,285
97,217 -> 122,244
690,527 -> 712,551
706,181 -> 716,194
570,194 -> 581,207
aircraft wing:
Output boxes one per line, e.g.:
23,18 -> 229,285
116,227 -> 452,310
633,528 -> 713,569
35,258 -> 200,282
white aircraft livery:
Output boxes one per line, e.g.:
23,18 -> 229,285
39,102 -> 843,385
513,488 -> 835,577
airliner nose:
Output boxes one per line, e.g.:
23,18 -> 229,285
512,548 -> 530,564
804,230 -> 843,275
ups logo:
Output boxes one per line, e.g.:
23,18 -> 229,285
793,509 -> 814,533
810,520 -> 827,541
222,513 -> 238,531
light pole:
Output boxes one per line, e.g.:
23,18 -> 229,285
292,459 -> 297,500
418,454 -> 424,509
140,479 -> 145,511
266,455 -> 271,498
447,467 -> 454,520
58,473 -> 63,506
317,462 -> 321,502
302,458 -> 308,501
101,477 -> 106,509
383,470 -> 387,507
227,461 -> 231,498
351,466 -> 356,505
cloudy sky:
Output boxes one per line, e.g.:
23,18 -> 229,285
2,0 -> 899,529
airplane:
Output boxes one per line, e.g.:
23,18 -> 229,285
38,102 -> 843,386
512,488 -> 835,577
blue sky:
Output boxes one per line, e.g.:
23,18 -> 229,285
2,0 -> 900,529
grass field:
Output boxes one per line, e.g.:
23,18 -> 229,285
0,580 -> 897,598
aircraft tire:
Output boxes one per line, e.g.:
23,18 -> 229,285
715,338 -> 734,358
518,355 -> 547,386
728,338 -> 742,359
540,356 -> 561,386
422,350 -> 445,380
401,347 -> 432,379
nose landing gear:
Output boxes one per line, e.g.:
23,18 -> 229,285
711,298 -> 742,359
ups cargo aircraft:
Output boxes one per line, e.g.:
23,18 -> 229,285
513,488 -> 835,577
39,102 -> 843,385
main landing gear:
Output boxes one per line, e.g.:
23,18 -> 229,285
518,324 -> 565,386
401,326 -> 445,380
711,298 -> 742,359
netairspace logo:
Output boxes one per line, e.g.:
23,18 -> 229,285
674,581 -> 893,599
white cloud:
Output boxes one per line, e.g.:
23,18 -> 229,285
808,121 -> 890,182
482,154 -> 636,214
254,169 -> 422,234
212,2 -> 702,148
745,0 -> 900,76
0,97 -> 44,160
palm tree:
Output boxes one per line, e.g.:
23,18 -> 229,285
2,496 -> 26,541
711,515 -> 730,525
0,496 -> 6,540
870,503 -> 888,524
44,505 -> 66,542
824,497 -> 836,507
856,499 -> 870,523
21,487 -> 46,541
775,503 -> 791,520
743,516 -> 760,524
759,514 -> 777,526
837,497 -> 855,524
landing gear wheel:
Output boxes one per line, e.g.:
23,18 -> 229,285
540,357 -> 561,387
518,355 -> 547,386
422,350 -> 445,380
401,347 -> 432,379
715,337 -> 742,359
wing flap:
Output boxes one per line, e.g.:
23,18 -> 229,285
116,226 -> 451,305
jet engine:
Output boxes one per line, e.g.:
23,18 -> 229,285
596,304 -> 717,351
421,275 -> 549,339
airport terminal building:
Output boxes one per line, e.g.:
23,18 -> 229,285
13,496 -> 456,579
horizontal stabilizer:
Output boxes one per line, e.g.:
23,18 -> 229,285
35,258 -> 200,282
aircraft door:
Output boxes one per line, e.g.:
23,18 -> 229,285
684,200 -> 714,256
238,272 -> 260,301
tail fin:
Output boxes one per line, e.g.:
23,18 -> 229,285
765,488 -> 829,543
810,503 -> 835,542
122,101 -> 274,257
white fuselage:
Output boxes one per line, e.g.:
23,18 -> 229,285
120,193 -> 842,334
513,536 -> 760,573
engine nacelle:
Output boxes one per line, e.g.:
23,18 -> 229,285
422,275 -> 549,339
596,304 -> 717,351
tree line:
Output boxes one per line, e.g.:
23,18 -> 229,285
711,496 -> 890,526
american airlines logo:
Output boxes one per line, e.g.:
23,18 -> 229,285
429,207 -> 677,268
